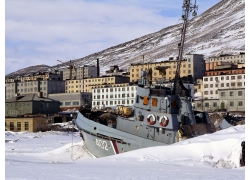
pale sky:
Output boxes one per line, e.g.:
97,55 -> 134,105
5,0 -> 224,75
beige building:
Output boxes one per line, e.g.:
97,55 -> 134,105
62,66 -> 98,80
130,54 -> 205,84
5,115 -> 48,132
65,79 -> 83,93
5,79 -> 65,99
5,71 -> 63,84
205,53 -> 245,71
83,75 -> 130,92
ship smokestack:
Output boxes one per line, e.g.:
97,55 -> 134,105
97,58 -> 100,77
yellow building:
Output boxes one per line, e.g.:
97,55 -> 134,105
5,115 -> 48,132
130,54 -> 205,83
65,79 -> 83,93
83,75 -> 130,92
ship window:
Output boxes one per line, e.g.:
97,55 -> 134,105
143,96 -> 149,105
136,95 -> 139,103
152,98 -> 158,106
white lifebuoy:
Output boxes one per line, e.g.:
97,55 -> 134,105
147,114 -> 156,125
159,116 -> 169,127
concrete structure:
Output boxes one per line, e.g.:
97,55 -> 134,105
83,75 -> 130,93
5,93 -> 60,117
205,53 -> 245,71
62,66 -> 98,80
5,79 -> 65,99
49,92 -> 92,111
92,85 -> 137,108
130,54 -> 205,84
193,87 -> 245,112
65,79 -> 83,93
5,115 -> 48,132
5,71 -> 63,83
203,74 -> 245,99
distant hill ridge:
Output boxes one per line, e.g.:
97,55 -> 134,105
5,0 -> 245,79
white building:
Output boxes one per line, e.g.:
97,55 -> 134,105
92,85 -> 137,108
203,74 -> 245,99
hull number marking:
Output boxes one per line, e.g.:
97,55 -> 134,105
95,139 -> 108,151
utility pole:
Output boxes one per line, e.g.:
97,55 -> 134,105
174,0 -> 198,96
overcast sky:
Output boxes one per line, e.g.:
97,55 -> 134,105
5,0 -> 222,75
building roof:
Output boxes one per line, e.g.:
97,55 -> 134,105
5,93 -> 60,103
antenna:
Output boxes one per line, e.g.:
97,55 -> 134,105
173,0 -> 198,96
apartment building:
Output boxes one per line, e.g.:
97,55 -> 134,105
65,79 -> 83,93
205,53 -> 245,71
92,85 -> 137,108
193,74 -> 245,112
130,54 -> 205,83
5,71 -> 63,83
5,79 -> 65,99
83,75 -> 130,92
5,92 -> 60,132
203,74 -> 245,99
62,66 -> 98,80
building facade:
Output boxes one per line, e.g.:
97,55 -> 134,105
203,74 -> 245,99
5,93 -> 60,117
5,79 -> 65,99
205,53 -> 245,71
49,92 -> 92,111
62,66 -> 98,80
92,85 -> 137,108
83,75 -> 130,92
130,54 -> 205,83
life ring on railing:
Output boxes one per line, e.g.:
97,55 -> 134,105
159,116 -> 169,127
147,114 -> 156,125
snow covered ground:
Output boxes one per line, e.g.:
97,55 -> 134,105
5,125 -> 245,180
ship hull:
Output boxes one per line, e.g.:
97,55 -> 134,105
75,112 -> 167,158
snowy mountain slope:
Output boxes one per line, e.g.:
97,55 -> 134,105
5,0 -> 245,78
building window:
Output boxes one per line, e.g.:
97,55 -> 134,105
73,101 -> 79,105
230,91 -> 234,96
213,102 -> 217,107
205,103 -> 209,107
230,102 -> 234,106
231,82 -> 235,87
10,122 -> 14,131
238,91 -> 243,96
238,101 -> 243,106
210,84 -> 213,88
65,102 -> 71,106
221,92 -> 225,97
204,78 -> 208,81
204,84 -> 208,88
237,82 -> 242,87
210,91 -> 213,95
204,91 -> 208,95
25,122 -> 29,131
17,122 -> 21,131
220,83 -> 224,87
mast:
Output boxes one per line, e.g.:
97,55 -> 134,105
173,0 -> 198,96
